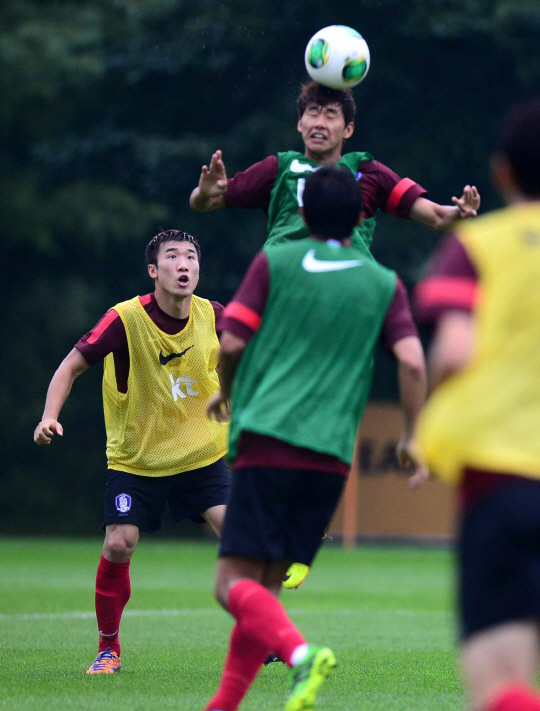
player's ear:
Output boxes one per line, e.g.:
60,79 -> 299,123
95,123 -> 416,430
297,116 -> 304,133
148,263 -> 158,279
344,122 -> 354,139
490,152 -> 517,199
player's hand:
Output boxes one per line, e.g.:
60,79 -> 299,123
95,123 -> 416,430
397,436 -> 429,489
198,150 -> 228,198
34,419 -> 63,445
452,185 -> 480,219
207,391 -> 230,423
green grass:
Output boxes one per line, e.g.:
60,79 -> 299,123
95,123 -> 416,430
0,538 -> 463,710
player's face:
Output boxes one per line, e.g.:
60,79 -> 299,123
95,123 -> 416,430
298,102 -> 354,160
149,241 -> 200,298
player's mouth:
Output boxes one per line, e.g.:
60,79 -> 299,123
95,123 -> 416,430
310,132 -> 327,143
177,275 -> 189,287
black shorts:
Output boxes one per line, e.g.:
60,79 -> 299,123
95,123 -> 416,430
459,476 -> 540,639
219,467 -> 345,566
103,458 -> 231,533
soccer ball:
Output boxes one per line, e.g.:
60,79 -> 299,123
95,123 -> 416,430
305,25 -> 370,90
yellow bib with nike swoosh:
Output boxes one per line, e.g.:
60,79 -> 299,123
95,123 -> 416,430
103,295 -> 228,477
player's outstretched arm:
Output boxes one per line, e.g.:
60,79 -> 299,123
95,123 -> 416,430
393,336 -> 429,488
207,331 -> 246,422
427,310 -> 474,391
409,186 -> 480,232
34,348 -> 90,445
189,150 -> 228,212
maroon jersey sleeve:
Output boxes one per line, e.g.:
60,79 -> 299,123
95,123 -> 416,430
75,309 -> 127,365
414,235 -> 479,324
218,251 -> 269,342
223,156 -> 279,211
359,160 -> 428,219
380,277 -> 419,352
211,301 -> 225,335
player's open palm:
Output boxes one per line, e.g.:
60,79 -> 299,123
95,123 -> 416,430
199,150 -> 228,198
34,419 -> 63,445
452,185 -> 480,218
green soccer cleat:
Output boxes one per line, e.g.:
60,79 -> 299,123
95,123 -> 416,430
283,562 -> 310,589
285,645 -> 336,711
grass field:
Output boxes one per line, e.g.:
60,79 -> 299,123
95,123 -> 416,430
0,538 -> 463,711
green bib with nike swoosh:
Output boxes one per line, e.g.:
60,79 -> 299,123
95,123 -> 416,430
266,150 -> 375,257
228,238 -> 396,464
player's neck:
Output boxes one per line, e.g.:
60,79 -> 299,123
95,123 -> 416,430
303,147 -> 342,165
154,289 -> 192,319
311,234 -> 352,247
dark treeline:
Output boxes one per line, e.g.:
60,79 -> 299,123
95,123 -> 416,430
2,0 -> 540,533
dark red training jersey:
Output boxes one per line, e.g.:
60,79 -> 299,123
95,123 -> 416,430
223,154 -> 428,219
414,234 -> 479,324
75,293 -> 224,393
220,243 -> 419,475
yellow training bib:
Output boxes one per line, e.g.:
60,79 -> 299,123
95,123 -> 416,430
103,295 -> 228,477
417,203 -> 540,485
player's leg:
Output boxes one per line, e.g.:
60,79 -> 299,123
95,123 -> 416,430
205,467 -> 343,711
168,457 -> 231,538
461,622 -> 540,711
457,474 -> 540,711
88,469 -> 168,675
201,504 -> 226,538
206,555 -> 296,711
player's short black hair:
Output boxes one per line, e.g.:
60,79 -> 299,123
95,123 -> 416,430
302,166 -> 363,240
297,81 -> 356,127
496,97 -> 540,197
145,229 -> 201,265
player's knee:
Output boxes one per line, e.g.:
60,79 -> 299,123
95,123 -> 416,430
103,526 -> 138,562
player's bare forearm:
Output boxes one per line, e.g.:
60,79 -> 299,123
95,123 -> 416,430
410,187 -> 480,232
218,332 -> 247,399
34,349 -> 89,444
428,311 -> 474,391
394,336 -> 427,437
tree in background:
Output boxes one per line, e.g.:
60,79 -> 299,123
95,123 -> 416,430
2,0 -> 539,533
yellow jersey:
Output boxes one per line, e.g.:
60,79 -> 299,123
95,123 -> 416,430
103,295 -> 228,477
417,202 -> 540,485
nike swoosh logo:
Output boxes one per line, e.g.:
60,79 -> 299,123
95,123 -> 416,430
159,346 -> 193,366
301,249 -> 363,273
290,159 -> 320,174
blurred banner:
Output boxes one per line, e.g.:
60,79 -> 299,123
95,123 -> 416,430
329,402 -> 455,544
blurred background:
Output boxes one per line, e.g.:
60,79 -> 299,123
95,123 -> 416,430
2,0 -> 540,535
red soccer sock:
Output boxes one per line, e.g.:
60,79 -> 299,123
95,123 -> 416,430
204,623 -> 270,711
228,579 -> 305,668
95,555 -> 131,657
487,685 -> 540,711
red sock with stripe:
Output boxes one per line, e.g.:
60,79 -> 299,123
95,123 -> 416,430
228,579 -> 305,667
95,555 -> 131,656
487,685 -> 540,711
204,623 -> 270,711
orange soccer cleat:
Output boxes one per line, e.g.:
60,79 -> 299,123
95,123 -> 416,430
86,647 -> 121,674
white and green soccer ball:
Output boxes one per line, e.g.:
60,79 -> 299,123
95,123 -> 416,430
305,25 -> 370,90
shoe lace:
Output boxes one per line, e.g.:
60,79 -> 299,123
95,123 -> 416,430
92,648 -> 118,670
291,658 -> 312,686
